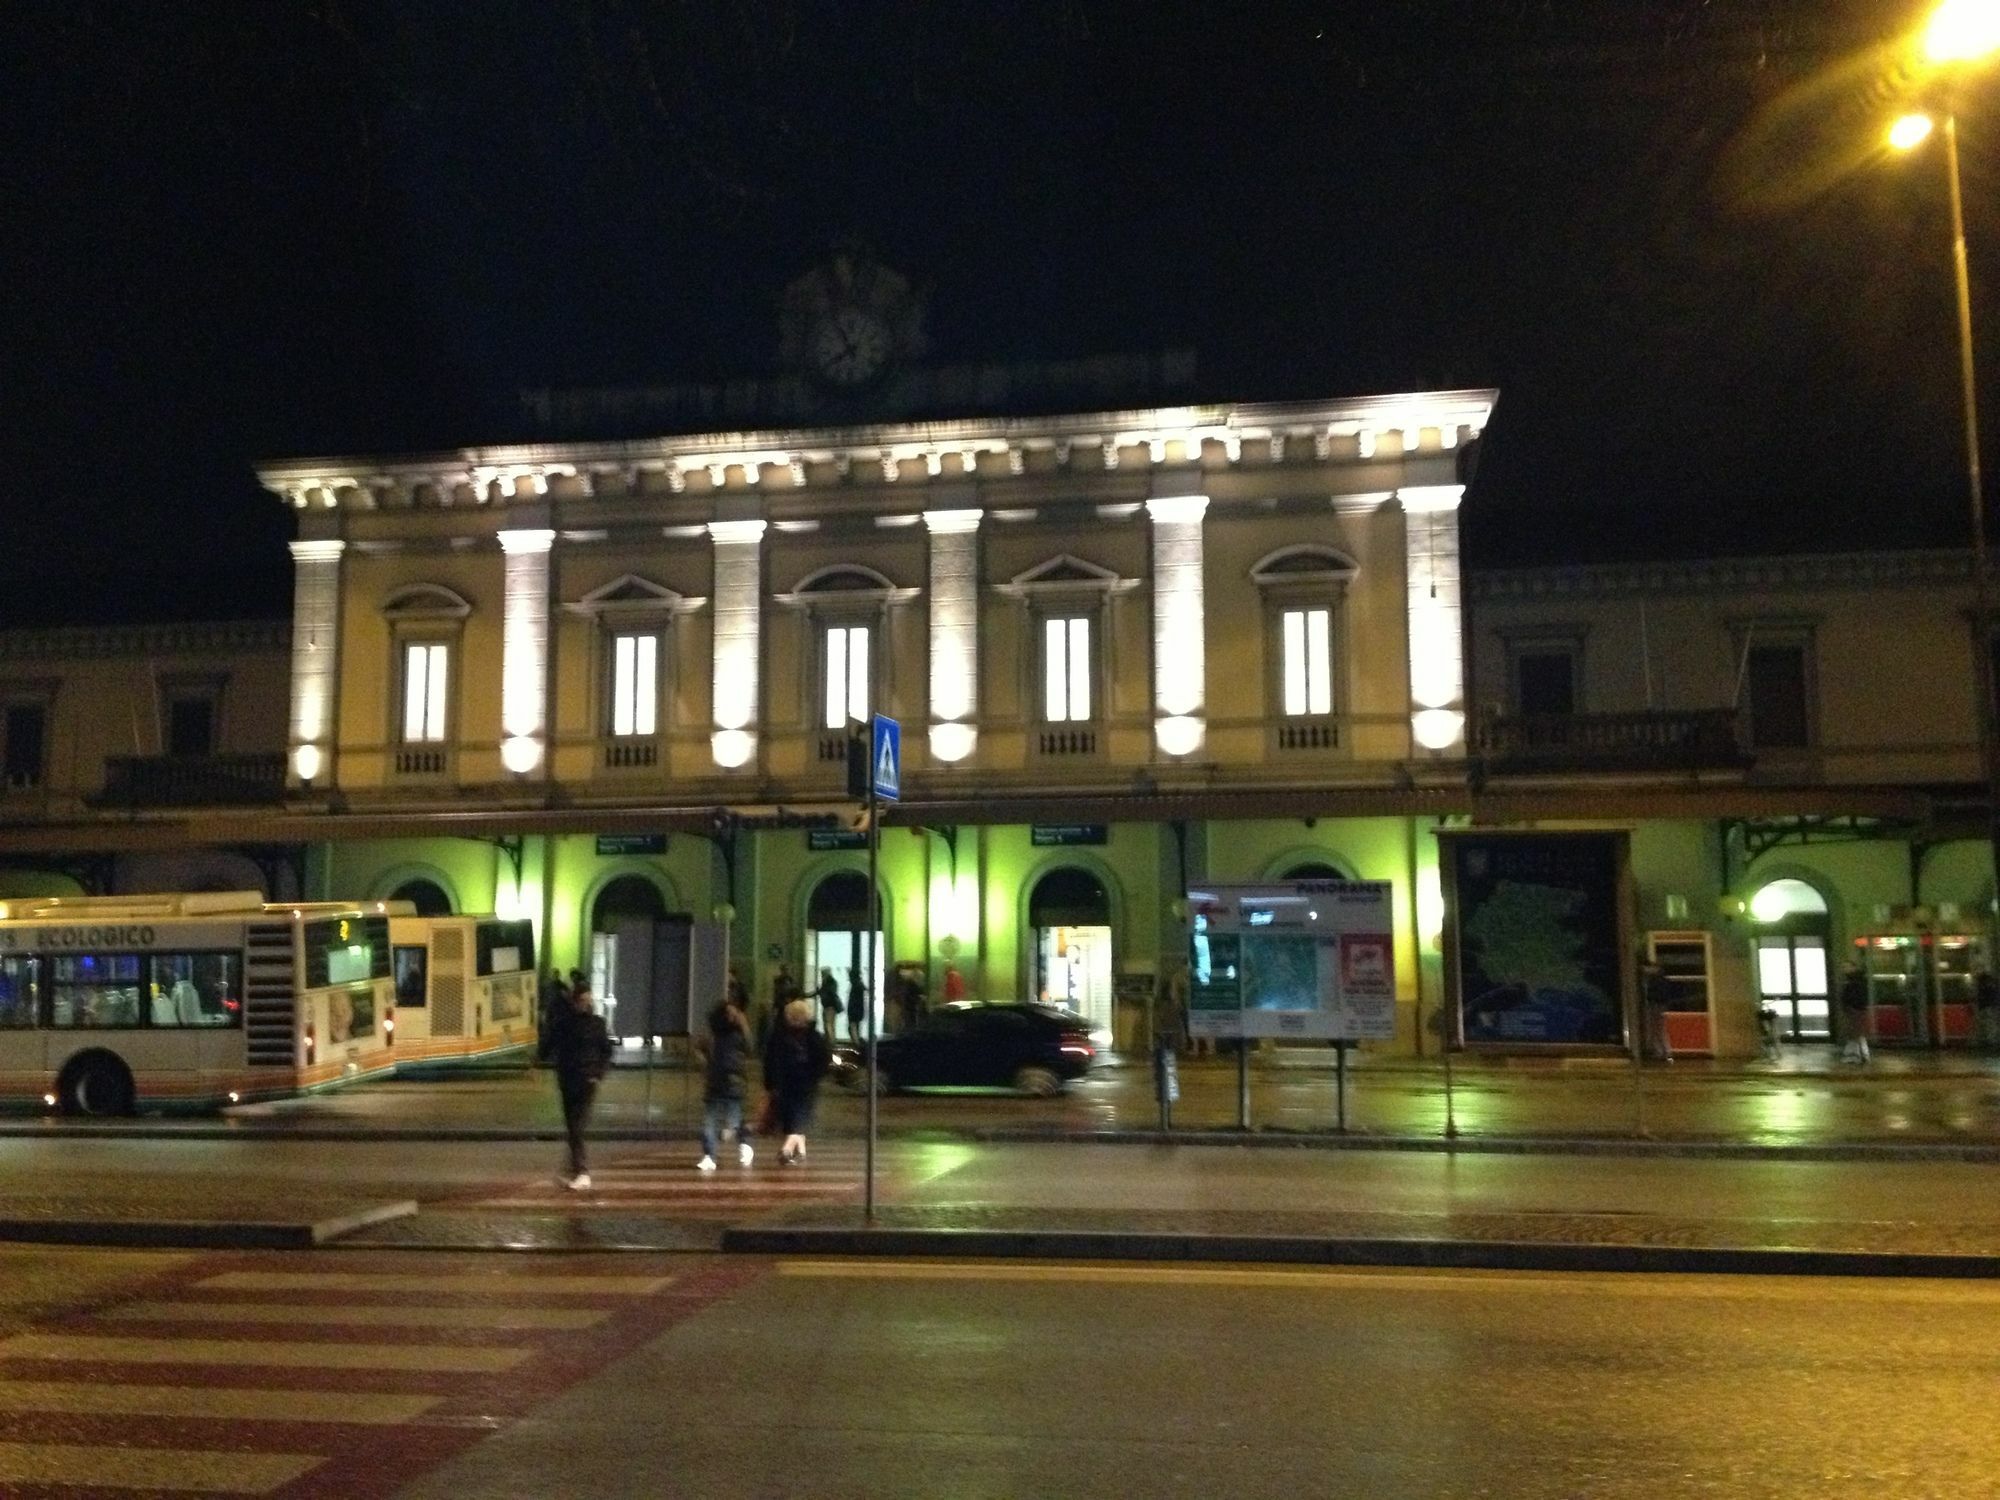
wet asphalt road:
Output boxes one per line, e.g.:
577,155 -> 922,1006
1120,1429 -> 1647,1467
391,1257 -> 2000,1500
3,1247 -> 1998,1499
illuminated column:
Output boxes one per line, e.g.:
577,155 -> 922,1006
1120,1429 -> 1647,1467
497,528 -> 556,775
924,508 -> 982,763
287,539 -> 344,786
1147,494 -> 1210,757
708,519 -> 768,769
1402,484 -> 1466,754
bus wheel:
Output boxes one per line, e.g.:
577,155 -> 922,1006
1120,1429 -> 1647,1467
61,1055 -> 135,1117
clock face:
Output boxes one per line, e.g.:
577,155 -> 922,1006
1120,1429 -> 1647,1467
812,305 -> 891,387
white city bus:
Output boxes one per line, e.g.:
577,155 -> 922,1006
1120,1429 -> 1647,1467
388,914 -> 538,1069
0,891 -> 397,1115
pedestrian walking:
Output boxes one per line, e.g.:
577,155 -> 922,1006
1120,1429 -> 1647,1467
1757,1003 -> 1783,1062
1640,959 -> 1673,1063
846,968 -> 869,1044
694,994 -> 754,1173
1975,967 -> 2000,1047
762,997 -> 832,1165
817,967 -> 841,1035
547,976 -> 612,1190
1838,960 -> 1871,1065
535,968 -> 571,1065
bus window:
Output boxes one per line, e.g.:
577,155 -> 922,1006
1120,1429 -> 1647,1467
393,946 -> 428,1008
0,956 -> 34,1028
147,954 -> 241,1028
49,954 -> 142,1028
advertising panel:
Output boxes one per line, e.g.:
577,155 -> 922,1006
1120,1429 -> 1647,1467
1185,882 -> 1397,1040
1443,831 -> 1630,1047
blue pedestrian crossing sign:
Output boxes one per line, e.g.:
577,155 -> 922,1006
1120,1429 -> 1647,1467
870,714 -> 901,802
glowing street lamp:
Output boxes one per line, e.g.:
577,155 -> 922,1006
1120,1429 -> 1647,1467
1891,0 -> 2000,931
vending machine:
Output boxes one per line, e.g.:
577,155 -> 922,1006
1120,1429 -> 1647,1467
1853,929 -> 1988,1047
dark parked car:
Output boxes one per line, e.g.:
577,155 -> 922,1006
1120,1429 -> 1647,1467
833,1002 -> 1095,1095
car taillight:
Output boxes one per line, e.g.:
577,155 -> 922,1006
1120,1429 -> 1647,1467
1060,1033 -> 1094,1057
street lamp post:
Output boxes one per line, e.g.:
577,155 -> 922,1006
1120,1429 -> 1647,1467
1892,0 -> 2000,943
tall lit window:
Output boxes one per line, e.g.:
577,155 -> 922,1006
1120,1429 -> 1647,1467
402,643 -> 449,743
1281,607 -> 1332,717
823,624 -> 870,729
1043,616 -> 1092,722
610,632 -> 659,737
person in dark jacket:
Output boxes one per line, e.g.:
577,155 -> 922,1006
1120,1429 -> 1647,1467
846,968 -> 869,1044
763,998 -> 832,1165
1838,961 -> 1871,1066
696,996 -> 754,1172
817,968 -> 841,1035
547,979 -> 613,1189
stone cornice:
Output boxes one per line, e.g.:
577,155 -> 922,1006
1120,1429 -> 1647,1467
1470,549 -> 1974,602
0,620 -> 292,663
256,389 -> 1497,513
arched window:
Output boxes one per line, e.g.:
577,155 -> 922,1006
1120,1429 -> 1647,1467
592,874 -> 668,931
390,878 -> 452,917
1283,862 -> 1345,882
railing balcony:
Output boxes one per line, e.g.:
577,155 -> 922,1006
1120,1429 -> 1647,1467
602,738 -> 660,771
92,752 -> 288,808
1274,718 -> 1340,753
392,745 -> 449,778
1034,725 -> 1099,758
1473,709 -> 1747,774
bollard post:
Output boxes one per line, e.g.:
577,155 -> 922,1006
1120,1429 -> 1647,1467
1335,1040 -> 1348,1133
1154,1037 -> 1178,1132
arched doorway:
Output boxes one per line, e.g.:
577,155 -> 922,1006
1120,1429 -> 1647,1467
804,871 -> 884,1039
589,874 -> 675,1043
1749,878 -> 1832,1040
389,878 -> 452,917
1283,861 -> 1345,881
1029,867 -> 1113,1039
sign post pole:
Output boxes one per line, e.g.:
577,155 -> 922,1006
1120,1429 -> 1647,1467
864,770 -> 878,1222
862,713 -> 900,1226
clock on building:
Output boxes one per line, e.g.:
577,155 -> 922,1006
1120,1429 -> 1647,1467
812,304 -> 892,388
781,249 -> 926,393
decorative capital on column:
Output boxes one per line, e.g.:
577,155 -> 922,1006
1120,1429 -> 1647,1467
497,528 -> 556,554
923,508 -> 983,535
707,519 -> 769,546
1145,494 -> 1210,525
1399,484 -> 1466,515
288,540 -> 346,563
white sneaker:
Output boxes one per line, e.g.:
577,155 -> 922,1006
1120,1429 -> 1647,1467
566,1172 -> 592,1191
738,1142 -> 755,1168
695,1155 -> 717,1173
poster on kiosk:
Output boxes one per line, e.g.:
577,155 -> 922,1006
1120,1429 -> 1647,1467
1185,882 -> 1397,1041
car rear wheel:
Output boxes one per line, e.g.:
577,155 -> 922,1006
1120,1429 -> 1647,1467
1013,1064 -> 1062,1097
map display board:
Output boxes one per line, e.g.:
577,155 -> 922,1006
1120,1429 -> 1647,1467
1441,831 -> 1631,1047
1185,882 -> 1396,1040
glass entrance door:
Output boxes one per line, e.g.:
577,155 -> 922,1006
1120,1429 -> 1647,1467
1755,934 -> 1830,1040
805,928 -> 884,1042
1036,924 -> 1113,1042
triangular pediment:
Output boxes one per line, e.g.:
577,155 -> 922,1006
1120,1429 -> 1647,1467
1011,553 -> 1123,587
569,574 -> 705,618
794,564 -> 899,593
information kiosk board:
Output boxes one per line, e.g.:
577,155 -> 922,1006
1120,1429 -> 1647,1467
1185,882 -> 1396,1041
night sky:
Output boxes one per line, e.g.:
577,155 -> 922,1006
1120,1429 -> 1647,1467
6,0 -> 1992,625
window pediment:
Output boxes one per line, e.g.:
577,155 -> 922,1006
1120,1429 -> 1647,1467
775,563 -> 919,610
996,553 -> 1137,600
381,584 -> 472,621
568,574 -> 706,619
1250,545 -> 1358,590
